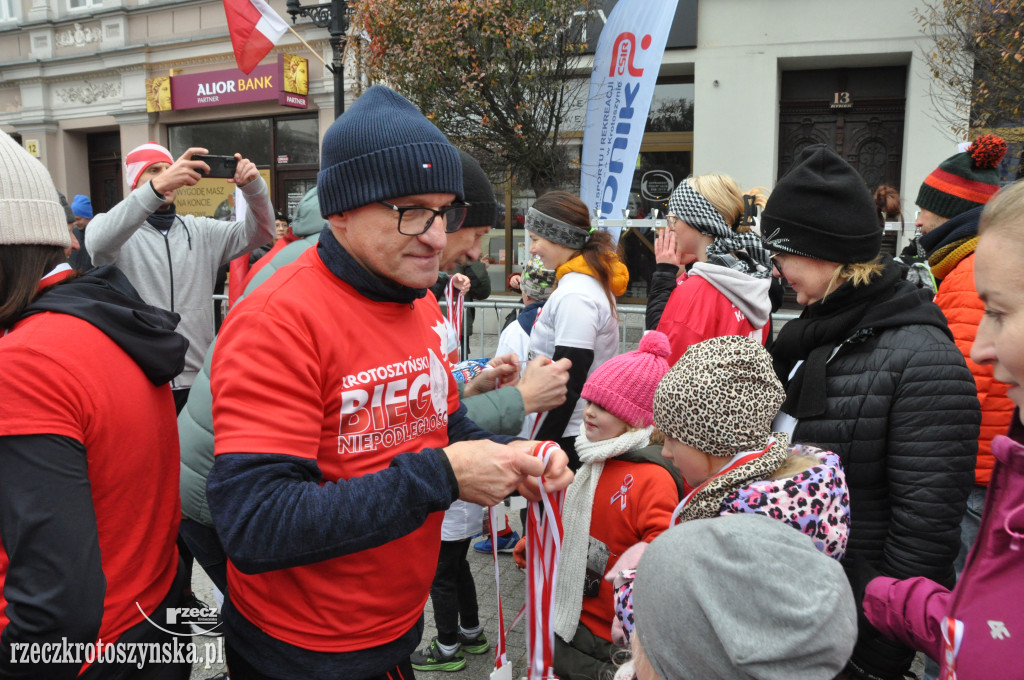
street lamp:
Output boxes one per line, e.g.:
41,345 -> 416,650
285,0 -> 349,119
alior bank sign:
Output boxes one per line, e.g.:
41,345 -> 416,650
146,54 -> 308,112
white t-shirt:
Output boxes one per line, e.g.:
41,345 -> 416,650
529,271 -> 619,438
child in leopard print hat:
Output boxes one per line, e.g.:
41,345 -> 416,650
607,335 -> 851,662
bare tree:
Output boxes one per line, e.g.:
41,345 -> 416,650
915,0 -> 1024,143
351,0 -> 593,195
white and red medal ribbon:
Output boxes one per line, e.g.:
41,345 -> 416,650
939,616 -> 963,680
488,503 -> 512,680
525,440 -> 565,680
445,277 -> 465,363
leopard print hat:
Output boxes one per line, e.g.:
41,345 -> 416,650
653,335 -> 785,456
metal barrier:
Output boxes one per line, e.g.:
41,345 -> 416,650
216,293 -> 798,357
450,297 -> 800,358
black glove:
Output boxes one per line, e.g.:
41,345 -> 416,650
850,554 -> 882,631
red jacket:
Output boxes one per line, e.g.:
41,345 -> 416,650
864,418 -> 1024,677
933,253 -> 1015,485
579,458 -> 679,642
656,262 -> 771,365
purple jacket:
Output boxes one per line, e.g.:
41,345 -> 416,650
864,415 -> 1024,677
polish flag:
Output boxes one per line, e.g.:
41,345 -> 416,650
223,0 -> 288,74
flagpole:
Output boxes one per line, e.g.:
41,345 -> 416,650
286,25 -> 329,69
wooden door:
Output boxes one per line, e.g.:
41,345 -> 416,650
87,131 -> 123,212
777,98 -> 905,193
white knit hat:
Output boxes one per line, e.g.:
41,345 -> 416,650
0,132 -> 72,248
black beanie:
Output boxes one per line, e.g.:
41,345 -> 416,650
458,149 -> 497,228
760,145 -> 881,264
317,85 -> 463,218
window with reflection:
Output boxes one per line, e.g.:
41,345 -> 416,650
169,118 -> 273,165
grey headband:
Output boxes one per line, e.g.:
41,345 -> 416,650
525,207 -> 589,250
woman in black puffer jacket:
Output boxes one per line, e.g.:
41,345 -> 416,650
760,145 -> 979,680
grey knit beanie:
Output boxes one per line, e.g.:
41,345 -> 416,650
318,86 -> 463,218
0,132 -> 71,248
634,513 -> 857,680
653,335 -> 784,456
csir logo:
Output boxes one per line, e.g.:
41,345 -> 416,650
610,32 -> 652,77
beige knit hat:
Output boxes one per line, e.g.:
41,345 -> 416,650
0,132 -> 72,248
653,335 -> 785,456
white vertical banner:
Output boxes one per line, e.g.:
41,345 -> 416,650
579,0 -> 680,232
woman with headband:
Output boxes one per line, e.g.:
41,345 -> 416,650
649,174 -> 775,364
526,190 -> 629,469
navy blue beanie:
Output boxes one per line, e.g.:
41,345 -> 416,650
318,86 -> 463,218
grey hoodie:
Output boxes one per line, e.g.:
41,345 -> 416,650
85,177 -> 274,388
689,260 -> 772,329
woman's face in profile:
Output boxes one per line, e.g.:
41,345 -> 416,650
771,251 -> 838,306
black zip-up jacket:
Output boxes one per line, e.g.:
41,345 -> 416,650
778,276 -> 979,680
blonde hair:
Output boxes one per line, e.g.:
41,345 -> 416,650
770,453 -> 820,480
688,174 -> 769,233
979,179 -> 1024,243
822,257 -> 885,300
630,633 -> 661,680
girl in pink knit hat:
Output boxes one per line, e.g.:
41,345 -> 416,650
548,331 -> 684,680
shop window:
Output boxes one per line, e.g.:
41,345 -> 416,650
274,117 -> 318,166
646,78 -> 694,133
169,118 -> 273,166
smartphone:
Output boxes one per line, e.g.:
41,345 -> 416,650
192,154 -> 238,179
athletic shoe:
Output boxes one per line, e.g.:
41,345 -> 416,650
472,531 -> 520,554
457,630 -> 489,655
410,638 -> 466,672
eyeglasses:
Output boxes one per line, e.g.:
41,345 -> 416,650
378,200 -> 470,235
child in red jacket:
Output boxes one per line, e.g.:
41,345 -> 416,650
551,331 -> 683,680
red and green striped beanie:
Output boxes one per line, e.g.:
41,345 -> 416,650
916,134 -> 1007,218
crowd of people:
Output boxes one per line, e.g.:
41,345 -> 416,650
0,83 -> 1022,680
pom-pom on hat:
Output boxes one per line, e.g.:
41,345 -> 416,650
653,335 -> 784,456
0,131 -> 72,248
760,144 -> 881,264
318,86 -> 462,218
125,142 -> 174,190
581,331 -> 672,428
916,134 -> 1007,219
458,149 -> 497,229
71,194 -> 93,219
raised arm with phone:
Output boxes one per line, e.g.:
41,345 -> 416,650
85,144 -> 273,409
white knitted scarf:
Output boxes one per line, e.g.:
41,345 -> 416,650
554,423 -> 654,642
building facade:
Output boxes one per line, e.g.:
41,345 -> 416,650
0,0 -> 968,292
